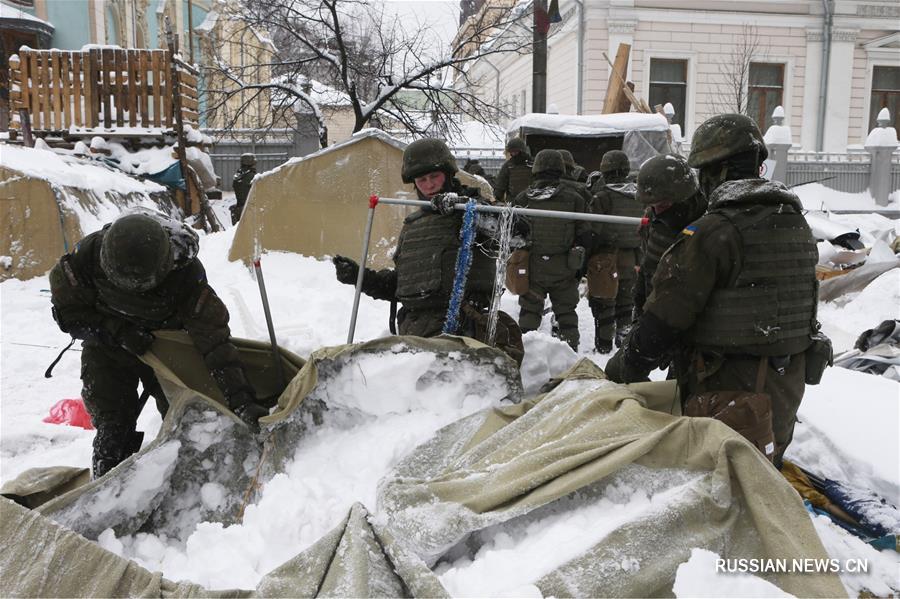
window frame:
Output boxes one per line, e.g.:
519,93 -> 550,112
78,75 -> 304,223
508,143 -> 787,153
647,56 -> 690,133
867,64 -> 900,132
748,62 -> 786,131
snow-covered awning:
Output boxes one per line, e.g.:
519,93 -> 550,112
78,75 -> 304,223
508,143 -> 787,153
0,3 -> 53,47
507,112 -> 670,138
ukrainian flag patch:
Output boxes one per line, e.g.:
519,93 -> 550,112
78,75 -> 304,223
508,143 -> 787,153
682,224 -> 697,236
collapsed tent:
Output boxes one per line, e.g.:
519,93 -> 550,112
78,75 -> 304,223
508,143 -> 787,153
834,320 -> 900,381
0,329 -> 846,597
228,129 -> 493,270
0,145 -> 178,281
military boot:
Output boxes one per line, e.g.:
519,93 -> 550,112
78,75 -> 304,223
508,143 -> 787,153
594,322 -> 613,354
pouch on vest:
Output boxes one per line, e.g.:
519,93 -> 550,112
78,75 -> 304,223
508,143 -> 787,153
684,357 -> 775,462
506,249 -> 530,295
586,251 -> 619,299
804,331 -> 833,385
567,245 -> 585,272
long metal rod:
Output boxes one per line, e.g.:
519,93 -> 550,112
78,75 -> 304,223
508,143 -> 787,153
376,197 -> 644,225
347,195 -> 379,343
254,258 -> 286,387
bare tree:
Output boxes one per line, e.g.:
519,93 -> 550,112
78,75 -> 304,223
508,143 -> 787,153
201,0 -> 532,147
712,24 -> 764,116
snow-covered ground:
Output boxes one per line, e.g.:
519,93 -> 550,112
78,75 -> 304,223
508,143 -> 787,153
1,197 -> 898,596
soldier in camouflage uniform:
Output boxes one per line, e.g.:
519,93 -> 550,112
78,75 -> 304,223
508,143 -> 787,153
50,214 -> 267,478
559,149 -> 588,183
633,153 -> 707,318
333,138 -> 525,365
587,150 -> 644,353
606,114 -> 822,465
493,137 -> 532,203
512,149 -> 594,351
231,153 -> 256,225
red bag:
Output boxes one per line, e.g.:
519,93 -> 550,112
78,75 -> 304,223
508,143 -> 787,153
43,398 -> 94,430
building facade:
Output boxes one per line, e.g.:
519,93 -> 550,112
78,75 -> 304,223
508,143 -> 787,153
458,0 -> 900,151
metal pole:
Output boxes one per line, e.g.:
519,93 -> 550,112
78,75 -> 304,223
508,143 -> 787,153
532,0 -> 547,113
347,195 -> 379,344
253,258 -> 286,387
376,197 -> 644,226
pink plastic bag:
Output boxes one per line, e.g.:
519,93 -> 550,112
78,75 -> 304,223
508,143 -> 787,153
43,398 -> 95,430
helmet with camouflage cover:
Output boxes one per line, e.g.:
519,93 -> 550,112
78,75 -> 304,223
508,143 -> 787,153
531,149 -> 565,176
559,149 -> 575,169
506,137 -> 527,154
687,113 -> 768,168
240,153 -> 257,167
600,150 -> 630,174
100,214 -> 173,292
636,154 -> 699,206
401,138 -> 458,183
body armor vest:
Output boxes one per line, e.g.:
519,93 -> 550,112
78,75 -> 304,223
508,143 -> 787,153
394,210 -> 496,310
518,182 -> 580,255
689,185 -> 818,356
507,162 -> 533,202
640,218 -> 679,287
593,183 -> 642,249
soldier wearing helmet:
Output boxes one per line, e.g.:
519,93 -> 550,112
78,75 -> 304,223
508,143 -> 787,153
632,153 -> 707,318
585,149 -> 643,353
511,149 -> 594,351
332,138 -> 525,365
606,114 -> 824,467
231,153 -> 257,225
493,137 -> 533,203
49,213 -> 267,478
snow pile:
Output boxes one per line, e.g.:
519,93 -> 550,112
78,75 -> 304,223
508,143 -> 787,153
795,183 -> 900,212
865,125 -> 898,148
818,269 -> 900,352
0,144 -> 165,195
764,125 -> 792,145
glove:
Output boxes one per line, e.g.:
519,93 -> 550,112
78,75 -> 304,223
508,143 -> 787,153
604,348 -> 650,384
117,326 -> 155,356
333,255 -> 360,285
430,192 -> 459,215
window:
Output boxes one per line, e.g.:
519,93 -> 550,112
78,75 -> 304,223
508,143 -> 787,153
648,59 -> 687,131
869,66 -> 900,131
748,63 -> 784,131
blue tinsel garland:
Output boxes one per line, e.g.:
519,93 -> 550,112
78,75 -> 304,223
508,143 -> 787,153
443,199 -> 478,334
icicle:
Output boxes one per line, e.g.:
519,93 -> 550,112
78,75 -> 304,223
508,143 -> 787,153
486,205 -> 515,345
443,199 -> 478,335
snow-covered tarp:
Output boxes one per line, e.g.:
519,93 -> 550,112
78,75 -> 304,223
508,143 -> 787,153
0,332 -> 847,597
506,113 -> 670,137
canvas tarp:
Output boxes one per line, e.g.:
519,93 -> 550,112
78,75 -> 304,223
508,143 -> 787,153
227,129 -> 493,270
0,334 -> 845,597
0,164 -> 178,282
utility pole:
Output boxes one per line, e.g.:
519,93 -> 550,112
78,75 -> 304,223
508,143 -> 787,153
187,0 -> 194,63
532,0 -> 547,113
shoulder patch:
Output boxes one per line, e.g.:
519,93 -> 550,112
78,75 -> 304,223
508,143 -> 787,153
681,224 -> 697,236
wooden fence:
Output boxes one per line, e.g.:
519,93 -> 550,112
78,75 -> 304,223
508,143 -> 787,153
8,48 -> 199,132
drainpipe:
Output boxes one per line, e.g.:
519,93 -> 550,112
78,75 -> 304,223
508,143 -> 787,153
573,0 -> 584,114
484,59 -> 502,117
816,0 -> 833,152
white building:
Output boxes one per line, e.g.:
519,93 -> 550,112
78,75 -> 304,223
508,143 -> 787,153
457,0 -> 900,151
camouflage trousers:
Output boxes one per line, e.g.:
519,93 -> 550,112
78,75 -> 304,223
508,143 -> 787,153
81,342 -> 168,478
590,249 -> 638,348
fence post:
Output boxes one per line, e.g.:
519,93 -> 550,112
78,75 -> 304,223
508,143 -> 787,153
763,106 -> 791,183
864,108 -> 898,207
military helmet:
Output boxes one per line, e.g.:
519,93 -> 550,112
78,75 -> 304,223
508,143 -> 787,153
240,153 -> 257,167
506,137 -> 527,153
600,150 -> 630,173
558,149 -> 575,168
401,138 -> 458,183
688,113 -> 768,168
636,154 -> 699,206
100,214 -> 174,293
532,149 -> 565,175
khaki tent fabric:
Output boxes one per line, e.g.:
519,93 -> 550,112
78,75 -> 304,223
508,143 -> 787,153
378,359 -> 846,597
0,466 -> 90,509
227,131 -> 494,270
1,338 -> 845,597
0,164 -> 177,282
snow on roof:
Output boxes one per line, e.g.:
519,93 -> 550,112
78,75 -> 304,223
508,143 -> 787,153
507,112 -> 670,137
261,128 -> 407,178
0,3 -> 52,27
0,144 -> 165,195
194,10 -> 218,34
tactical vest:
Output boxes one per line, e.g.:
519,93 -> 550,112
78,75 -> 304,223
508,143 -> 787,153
640,218 -> 679,285
507,162 -> 533,202
689,203 -> 819,356
519,183 -> 580,255
394,210 -> 496,310
593,183 -> 642,249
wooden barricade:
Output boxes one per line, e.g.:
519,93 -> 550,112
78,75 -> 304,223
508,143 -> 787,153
8,48 -> 199,132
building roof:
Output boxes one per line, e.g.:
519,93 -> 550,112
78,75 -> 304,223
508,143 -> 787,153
507,112 -> 670,137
